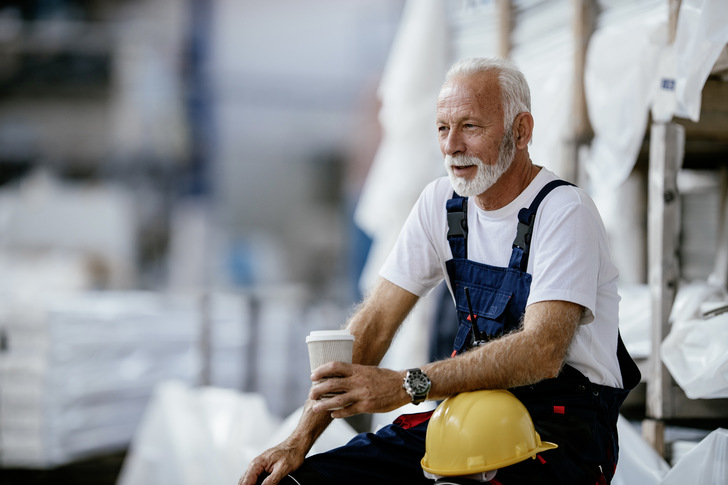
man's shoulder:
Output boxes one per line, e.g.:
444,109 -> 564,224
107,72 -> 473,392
531,169 -> 590,209
532,175 -> 603,228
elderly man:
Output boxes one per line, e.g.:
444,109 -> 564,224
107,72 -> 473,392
241,57 -> 639,485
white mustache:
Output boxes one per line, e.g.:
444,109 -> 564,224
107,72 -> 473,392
446,155 -> 482,168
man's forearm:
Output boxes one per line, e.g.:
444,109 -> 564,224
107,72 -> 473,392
424,300 -> 582,399
286,398 -> 334,452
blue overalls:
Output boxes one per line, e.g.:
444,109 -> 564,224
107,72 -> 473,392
295,180 -> 641,485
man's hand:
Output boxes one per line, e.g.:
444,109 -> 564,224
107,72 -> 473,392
238,439 -> 306,485
309,362 -> 410,418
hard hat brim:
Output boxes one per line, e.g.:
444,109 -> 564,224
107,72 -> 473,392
421,440 -> 558,476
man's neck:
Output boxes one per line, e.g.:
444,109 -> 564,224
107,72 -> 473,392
473,156 -> 540,211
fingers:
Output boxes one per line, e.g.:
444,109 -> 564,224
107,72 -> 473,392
329,401 -> 363,419
309,365 -> 407,416
310,376 -> 349,400
240,458 -> 270,485
311,395 -> 350,413
262,461 -> 291,485
240,441 -> 307,485
311,361 -> 352,381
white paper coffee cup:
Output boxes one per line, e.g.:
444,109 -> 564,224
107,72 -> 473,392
306,329 -> 355,406
306,329 -> 355,371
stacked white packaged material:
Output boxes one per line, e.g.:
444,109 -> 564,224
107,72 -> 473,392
0,291 -> 201,468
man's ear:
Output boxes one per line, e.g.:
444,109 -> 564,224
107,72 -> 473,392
513,112 -> 534,149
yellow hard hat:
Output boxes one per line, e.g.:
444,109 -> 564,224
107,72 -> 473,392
421,389 -> 557,476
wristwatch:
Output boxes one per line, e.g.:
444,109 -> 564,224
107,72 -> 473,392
403,368 -> 431,405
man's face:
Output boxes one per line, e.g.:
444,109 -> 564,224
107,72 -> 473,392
436,72 -> 515,197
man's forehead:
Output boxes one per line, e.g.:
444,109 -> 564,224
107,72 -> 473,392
437,73 -> 501,114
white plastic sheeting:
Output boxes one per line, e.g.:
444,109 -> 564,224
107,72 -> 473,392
614,418 -> 728,485
669,280 -> 727,326
618,284 -> 652,359
613,416 -> 670,485
652,0 -> 728,123
662,281 -> 728,399
661,428 -> 728,484
585,0 -> 667,192
118,382 -> 278,485
117,381 -> 358,485
586,0 -> 728,193
620,279 -> 728,399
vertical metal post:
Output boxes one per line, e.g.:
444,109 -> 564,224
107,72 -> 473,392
497,0 -> 512,59
199,291 -> 212,386
244,292 -> 261,392
566,0 -> 595,186
645,122 -> 684,454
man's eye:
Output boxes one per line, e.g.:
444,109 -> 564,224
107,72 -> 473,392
438,126 -> 448,132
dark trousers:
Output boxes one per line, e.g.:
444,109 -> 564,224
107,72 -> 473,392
259,418 -> 566,485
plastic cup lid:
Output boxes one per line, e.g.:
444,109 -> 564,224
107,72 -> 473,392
306,329 -> 355,343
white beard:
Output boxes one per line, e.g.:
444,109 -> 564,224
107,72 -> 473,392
444,133 -> 516,197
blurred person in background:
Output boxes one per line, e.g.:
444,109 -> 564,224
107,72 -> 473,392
240,57 -> 640,485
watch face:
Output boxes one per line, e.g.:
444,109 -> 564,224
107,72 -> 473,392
405,369 -> 430,404
409,372 -> 429,392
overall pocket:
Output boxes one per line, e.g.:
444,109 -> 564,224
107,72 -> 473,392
452,286 -> 514,352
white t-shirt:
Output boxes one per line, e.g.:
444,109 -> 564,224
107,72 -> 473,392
379,168 -> 624,388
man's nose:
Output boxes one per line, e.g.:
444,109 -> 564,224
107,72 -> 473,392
443,129 -> 465,156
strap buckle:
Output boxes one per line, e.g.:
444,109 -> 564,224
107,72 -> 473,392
512,210 -> 535,250
447,210 -> 468,238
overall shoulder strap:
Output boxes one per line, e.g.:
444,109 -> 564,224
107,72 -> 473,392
511,179 -> 575,272
446,192 -> 468,259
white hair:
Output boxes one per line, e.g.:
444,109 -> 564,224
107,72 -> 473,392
444,57 -> 531,131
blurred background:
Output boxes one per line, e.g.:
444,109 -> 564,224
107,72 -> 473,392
0,0 -> 727,484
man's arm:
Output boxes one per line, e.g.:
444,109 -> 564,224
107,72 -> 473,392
348,277 -> 421,366
239,277 -> 419,485
313,299 -> 583,419
424,299 -> 583,399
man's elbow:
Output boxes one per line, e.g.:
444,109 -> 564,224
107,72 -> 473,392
538,350 -> 567,380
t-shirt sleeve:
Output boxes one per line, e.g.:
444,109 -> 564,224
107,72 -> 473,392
527,192 -> 600,324
379,181 -> 448,297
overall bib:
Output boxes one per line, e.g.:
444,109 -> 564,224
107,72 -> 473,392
298,180 -> 641,485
